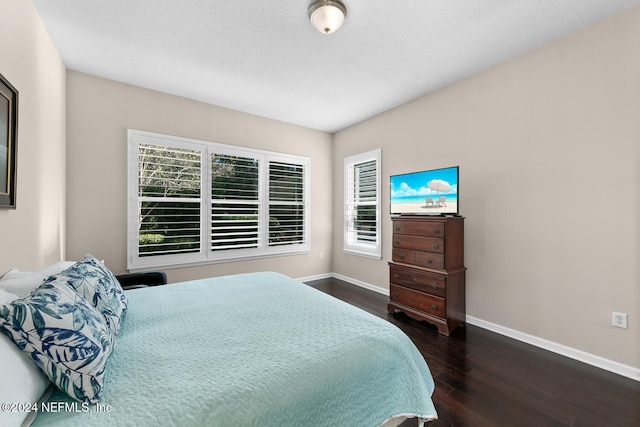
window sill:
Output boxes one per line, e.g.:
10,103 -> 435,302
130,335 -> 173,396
343,248 -> 382,260
127,248 -> 311,273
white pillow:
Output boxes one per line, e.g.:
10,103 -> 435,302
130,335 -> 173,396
0,261 -> 76,298
0,289 -> 51,427
37,261 -> 79,277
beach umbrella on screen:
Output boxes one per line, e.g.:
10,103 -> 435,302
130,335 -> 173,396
427,179 -> 451,193
428,179 -> 451,207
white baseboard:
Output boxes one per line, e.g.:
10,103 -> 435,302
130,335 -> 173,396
324,272 -> 640,382
466,316 -> 640,382
295,272 -> 333,283
331,273 -> 389,295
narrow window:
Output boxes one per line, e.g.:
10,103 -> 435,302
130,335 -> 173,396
344,149 -> 381,259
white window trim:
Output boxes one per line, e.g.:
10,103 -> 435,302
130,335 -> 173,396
343,149 -> 382,260
127,129 -> 310,271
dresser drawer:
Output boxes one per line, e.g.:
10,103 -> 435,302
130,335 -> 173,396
392,220 -> 446,237
389,265 -> 446,298
414,250 -> 444,270
390,284 -> 445,318
393,235 -> 444,253
392,248 -> 415,264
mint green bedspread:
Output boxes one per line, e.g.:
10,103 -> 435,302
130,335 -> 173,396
31,272 -> 437,426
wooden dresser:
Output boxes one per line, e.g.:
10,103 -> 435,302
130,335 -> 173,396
388,216 -> 466,336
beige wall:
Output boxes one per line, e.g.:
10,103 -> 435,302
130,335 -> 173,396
65,71 -> 333,283
333,8 -> 640,368
0,1 -> 66,274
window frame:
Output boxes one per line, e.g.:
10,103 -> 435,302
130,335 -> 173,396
127,129 -> 310,271
343,149 -> 382,259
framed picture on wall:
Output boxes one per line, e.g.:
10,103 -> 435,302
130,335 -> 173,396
0,73 -> 18,208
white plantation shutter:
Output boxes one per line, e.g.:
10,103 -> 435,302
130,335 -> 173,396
344,149 -> 381,259
269,161 -> 305,246
128,130 -> 310,270
211,153 -> 260,251
137,143 -> 202,258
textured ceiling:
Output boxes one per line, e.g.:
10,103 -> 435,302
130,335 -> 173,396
32,0 -> 640,133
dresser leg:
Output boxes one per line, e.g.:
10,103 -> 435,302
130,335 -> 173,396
436,323 -> 450,336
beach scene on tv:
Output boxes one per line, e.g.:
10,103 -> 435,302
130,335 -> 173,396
390,167 -> 458,215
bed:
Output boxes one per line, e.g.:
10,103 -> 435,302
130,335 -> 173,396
0,256 -> 437,427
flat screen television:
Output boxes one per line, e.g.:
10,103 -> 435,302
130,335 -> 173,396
390,166 -> 459,216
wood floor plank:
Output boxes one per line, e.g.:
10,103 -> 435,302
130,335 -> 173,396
306,277 -> 640,427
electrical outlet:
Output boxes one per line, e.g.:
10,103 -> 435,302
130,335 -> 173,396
612,312 -> 628,329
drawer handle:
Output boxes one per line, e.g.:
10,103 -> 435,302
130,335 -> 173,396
393,291 -> 399,297
393,273 -> 400,279
394,226 -> 400,232
431,283 -> 439,290
399,254 -> 405,260
394,240 -> 400,246
433,228 -> 440,234
433,243 -> 440,250
427,259 -> 433,264
429,303 -> 438,311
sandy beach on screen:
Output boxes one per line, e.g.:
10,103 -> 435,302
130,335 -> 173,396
393,201 -> 458,215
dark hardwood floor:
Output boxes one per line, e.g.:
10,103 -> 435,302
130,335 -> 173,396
306,277 -> 640,427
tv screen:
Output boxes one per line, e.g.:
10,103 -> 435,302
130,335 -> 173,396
390,166 -> 459,216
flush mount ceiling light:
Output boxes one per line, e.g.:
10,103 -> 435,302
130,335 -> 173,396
308,0 -> 347,34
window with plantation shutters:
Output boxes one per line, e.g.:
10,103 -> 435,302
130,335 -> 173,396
137,143 -> 202,258
128,130 -> 310,270
344,149 -> 381,259
269,161 -> 305,246
211,154 -> 260,251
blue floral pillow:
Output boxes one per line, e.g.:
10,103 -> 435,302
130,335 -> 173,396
47,254 -> 128,335
0,281 -> 114,403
